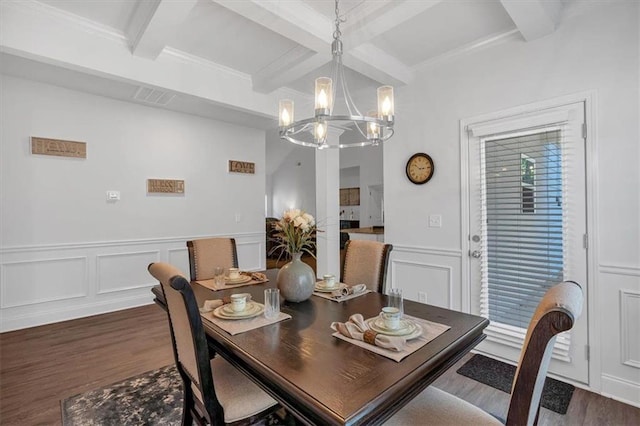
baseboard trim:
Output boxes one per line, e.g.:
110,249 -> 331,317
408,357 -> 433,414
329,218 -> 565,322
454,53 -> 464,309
0,294 -> 154,332
601,374 -> 640,408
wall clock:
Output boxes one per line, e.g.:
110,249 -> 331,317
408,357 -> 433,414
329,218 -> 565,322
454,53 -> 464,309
406,153 -> 434,185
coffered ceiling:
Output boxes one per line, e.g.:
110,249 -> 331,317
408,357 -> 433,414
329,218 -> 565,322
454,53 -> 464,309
0,0 -> 581,128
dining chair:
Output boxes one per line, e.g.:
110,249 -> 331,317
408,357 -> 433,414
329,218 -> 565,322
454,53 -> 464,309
148,262 -> 279,425
187,238 -> 239,281
385,280 -> 584,426
341,240 -> 393,293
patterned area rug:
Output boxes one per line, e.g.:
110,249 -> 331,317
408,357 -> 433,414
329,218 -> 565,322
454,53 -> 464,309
62,365 -> 183,425
61,365 -> 288,425
457,354 -> 575,414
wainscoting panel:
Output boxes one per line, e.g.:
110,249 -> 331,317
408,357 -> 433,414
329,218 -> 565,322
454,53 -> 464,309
388,245 -> 462,310
167,248 -> 189,277
96,251 -> 160,295
599,264 -> 640,407
0,256 -> 87,308
0,232 -> 265,331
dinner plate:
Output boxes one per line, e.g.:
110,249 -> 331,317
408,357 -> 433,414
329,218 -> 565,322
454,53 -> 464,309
225,275 -> 252,284
366,317 -> 422,338
314,281 -> 341,293
213,302 -> 264,320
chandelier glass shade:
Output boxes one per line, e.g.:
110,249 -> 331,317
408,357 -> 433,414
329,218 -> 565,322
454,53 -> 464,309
278,0 -> 394,149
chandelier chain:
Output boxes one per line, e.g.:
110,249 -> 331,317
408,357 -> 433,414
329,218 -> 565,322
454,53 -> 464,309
333,0 -> 345,41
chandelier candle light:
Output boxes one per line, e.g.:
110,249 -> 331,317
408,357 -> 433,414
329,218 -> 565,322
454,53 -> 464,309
278,0 -> 394,149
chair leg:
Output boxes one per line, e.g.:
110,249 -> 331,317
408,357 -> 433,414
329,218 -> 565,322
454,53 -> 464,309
182,383 -> 195,426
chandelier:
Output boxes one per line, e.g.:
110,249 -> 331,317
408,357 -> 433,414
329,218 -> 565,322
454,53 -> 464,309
278,0 -> 395,149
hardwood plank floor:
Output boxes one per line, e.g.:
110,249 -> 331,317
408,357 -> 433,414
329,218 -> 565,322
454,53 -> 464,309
1,304 -> 638,425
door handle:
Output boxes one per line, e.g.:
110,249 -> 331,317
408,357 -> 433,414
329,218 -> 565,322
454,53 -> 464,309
471,250 -> 482,258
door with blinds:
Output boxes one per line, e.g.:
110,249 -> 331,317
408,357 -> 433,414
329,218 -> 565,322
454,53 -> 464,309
467,101 -> 589,384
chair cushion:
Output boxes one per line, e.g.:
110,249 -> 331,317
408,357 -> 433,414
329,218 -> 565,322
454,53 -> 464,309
211,356 -> 278,423
385,386 -> 502,426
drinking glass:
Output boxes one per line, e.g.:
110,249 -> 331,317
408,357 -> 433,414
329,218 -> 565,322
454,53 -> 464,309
264,288 -> 280,319
388,288 -> 404,317
214,267 -> 225,286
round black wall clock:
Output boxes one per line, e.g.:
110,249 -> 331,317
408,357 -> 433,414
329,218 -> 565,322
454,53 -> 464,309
406,153 -> 434,185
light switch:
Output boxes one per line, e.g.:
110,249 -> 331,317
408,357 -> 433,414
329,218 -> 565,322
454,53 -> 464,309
106,190 -> 120,202
429,214 -> 442,228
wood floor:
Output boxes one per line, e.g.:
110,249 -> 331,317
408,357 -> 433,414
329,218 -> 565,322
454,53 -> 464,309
1,304 -> 638,425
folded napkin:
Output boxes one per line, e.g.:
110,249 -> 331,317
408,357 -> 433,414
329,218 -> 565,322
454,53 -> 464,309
331,313 -> 406,351
201,294 -> 252,312
331,283 -> 367,299
248,272 -> 268,282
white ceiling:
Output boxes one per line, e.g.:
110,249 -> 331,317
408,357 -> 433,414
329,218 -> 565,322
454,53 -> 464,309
1,0 -> 585,128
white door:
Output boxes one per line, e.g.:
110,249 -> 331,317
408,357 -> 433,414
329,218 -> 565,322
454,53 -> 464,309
466,101 -> 589,384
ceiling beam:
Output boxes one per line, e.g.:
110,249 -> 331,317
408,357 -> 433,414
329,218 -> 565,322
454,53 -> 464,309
213,0 -> 331,52
499,0 -> 562,41
344,43 -> 413,86
343,0 -> 444,47
126,0 -> 197,60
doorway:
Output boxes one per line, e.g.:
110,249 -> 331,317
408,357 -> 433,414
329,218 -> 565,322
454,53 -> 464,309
464,100 -> 589,384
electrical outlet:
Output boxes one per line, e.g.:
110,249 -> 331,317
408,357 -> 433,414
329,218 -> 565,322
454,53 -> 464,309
429,214 -> 442,228
418,292 -> 427,303
235,213 -> 242,223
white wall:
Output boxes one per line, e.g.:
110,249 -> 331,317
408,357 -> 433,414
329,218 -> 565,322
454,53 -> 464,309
0,76 -> 267,331
268,143 -> 316,218
385,2 -> 639,405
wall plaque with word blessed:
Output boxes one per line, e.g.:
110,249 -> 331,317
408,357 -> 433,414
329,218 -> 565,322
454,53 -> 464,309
31,137 -> 87,158
229,160 -> 255,174
147,179 -> 185,194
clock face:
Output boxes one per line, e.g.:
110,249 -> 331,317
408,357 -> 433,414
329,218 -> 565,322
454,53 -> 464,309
406,153 -> 434,184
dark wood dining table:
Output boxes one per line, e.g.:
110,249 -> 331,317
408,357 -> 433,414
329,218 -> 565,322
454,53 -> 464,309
152,269 -> 489,425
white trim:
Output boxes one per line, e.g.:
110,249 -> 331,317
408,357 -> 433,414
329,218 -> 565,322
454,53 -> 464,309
460,90 -> 599,387
601,374 -> 640,408
161,47 -> 252,82
2,0 -> 128,44
391,245 -> 462,258
600,264 -> 640,277
620,289 -> 640,369
0,232 -> 265,254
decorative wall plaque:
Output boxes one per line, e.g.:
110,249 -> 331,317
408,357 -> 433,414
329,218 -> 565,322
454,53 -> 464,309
229,160 -> 255,174
31,137 -> 87,158
147,179 -> 185,194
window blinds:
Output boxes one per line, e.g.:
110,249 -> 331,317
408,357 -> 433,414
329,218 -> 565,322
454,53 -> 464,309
479,128 -> 567,330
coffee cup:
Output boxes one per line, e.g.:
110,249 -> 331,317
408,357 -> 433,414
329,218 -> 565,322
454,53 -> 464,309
380,307 -> 401,330
230,293 -> 247,312
323,274 -> 337,288
228,268 -> 240,280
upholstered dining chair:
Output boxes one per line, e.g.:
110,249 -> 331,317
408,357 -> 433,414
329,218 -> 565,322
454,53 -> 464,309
341,240 -> 393,293
187,238 -> 239,282
385,280 -> 584,426
148,262 -> 279,425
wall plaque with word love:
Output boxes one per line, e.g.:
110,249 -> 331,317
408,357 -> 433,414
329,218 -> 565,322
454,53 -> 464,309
228,160 -> 255,174
31,137 -> 87,158
147,179 -> 185,194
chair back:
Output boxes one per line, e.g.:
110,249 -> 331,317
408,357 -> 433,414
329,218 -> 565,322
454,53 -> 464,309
341,240 -> 393,292
187,238 -> 239,281
507,280 -> 583,426
148,262 -> 224,424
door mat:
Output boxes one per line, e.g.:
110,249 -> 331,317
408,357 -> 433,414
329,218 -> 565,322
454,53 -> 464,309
456,354 -> 575,414
61,365 -> 286,425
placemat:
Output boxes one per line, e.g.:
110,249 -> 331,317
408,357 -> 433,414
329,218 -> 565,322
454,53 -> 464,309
196,274 -> 268,291
200,306 -> 290,335
313,289 -> 371,302
332,315 -> 450,362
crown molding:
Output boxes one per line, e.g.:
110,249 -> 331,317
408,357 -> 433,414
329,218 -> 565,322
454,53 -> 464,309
160,47 -> 252,82
2,0 -> 127,45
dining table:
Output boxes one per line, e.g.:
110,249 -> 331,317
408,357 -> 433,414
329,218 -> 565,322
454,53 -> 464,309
151,269 -> 489,426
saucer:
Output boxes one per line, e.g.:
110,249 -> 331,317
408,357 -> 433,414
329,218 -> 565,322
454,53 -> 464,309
225,275 -> 252,284
213,302 -> 263,320
366,317 -> 422,338
315,281 -> 341,292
